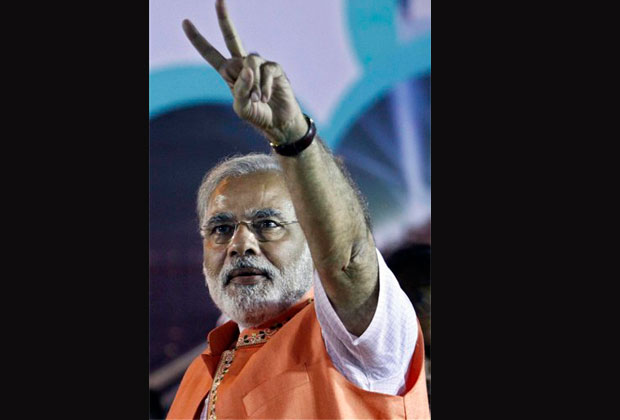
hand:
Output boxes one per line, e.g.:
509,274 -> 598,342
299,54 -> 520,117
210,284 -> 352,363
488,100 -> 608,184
182,0 -> 308,144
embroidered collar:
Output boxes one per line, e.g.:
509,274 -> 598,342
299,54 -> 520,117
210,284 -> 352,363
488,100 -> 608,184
236,321 -> 284,348
236,297 -> 314,348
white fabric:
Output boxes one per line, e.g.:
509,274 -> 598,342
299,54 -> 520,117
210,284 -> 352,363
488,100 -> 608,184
199,248 -> 417,418
199,395 -> 208,420
313,248 -> 417,396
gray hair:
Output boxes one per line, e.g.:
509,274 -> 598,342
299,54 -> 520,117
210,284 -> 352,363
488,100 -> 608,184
197,153 -> 282,230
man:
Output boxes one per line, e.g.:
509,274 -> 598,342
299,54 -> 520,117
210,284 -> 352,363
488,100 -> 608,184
166,1 -> 430,418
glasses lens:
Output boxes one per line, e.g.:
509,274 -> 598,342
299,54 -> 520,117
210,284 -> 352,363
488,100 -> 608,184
252,220 -> 285,241
212,224 -> 235,244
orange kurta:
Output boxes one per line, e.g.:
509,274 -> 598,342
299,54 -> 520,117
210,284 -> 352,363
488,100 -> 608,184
167,298 -> 430,419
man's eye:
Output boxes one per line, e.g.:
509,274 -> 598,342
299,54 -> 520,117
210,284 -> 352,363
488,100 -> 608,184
212,225 -> 234,235
255,220 -> 279,229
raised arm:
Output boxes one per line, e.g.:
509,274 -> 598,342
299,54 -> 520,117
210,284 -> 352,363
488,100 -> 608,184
183,0 -> 378,336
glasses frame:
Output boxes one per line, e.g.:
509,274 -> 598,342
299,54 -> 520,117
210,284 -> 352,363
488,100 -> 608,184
202,219 -> 299,244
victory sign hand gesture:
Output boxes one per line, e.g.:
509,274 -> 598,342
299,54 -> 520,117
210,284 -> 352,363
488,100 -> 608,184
182,0 -> 308,145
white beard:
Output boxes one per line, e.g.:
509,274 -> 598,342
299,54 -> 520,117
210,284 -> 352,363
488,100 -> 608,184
203,245 -> 314,328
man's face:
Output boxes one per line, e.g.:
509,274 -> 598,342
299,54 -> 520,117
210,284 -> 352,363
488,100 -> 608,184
202,171 -> 314,328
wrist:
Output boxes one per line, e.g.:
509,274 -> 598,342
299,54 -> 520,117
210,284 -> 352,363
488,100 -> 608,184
268,114 -> 308,146
284,114 -> 309,143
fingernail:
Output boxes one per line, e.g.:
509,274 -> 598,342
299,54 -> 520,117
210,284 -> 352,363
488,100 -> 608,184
251,91 -> 260,102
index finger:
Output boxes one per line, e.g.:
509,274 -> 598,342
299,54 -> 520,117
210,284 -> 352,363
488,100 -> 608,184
182,19 -> 226,70
215,0 -> 247,57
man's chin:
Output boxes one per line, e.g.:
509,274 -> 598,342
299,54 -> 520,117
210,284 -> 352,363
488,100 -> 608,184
219,297 -> 288,328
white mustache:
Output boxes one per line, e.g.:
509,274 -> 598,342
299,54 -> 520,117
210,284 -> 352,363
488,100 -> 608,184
221,256 -> 278,286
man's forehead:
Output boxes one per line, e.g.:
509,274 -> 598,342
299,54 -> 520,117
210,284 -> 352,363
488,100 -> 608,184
206,173 -> 294,217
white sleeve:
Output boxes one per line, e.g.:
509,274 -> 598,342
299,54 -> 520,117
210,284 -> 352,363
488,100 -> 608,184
313,248 -> 418,396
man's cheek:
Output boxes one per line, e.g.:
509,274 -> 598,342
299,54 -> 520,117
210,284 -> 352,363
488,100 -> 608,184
202,259 -> 218,278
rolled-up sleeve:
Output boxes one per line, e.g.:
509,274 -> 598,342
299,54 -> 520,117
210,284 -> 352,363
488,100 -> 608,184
313,248 -> 418,395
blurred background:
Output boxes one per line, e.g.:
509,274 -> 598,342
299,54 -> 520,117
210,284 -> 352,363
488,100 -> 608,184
149,0 -> 430,417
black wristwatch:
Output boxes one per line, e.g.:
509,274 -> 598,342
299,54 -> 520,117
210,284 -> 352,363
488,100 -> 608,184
270,114 -> 316,157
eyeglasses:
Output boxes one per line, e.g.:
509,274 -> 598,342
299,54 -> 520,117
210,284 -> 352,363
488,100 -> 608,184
202,219 -> 299,244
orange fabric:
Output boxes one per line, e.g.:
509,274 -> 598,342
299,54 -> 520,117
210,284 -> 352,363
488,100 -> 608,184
167,300 -> 430,419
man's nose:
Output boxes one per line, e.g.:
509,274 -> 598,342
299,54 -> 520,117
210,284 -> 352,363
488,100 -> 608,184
228,223 -> 261,257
